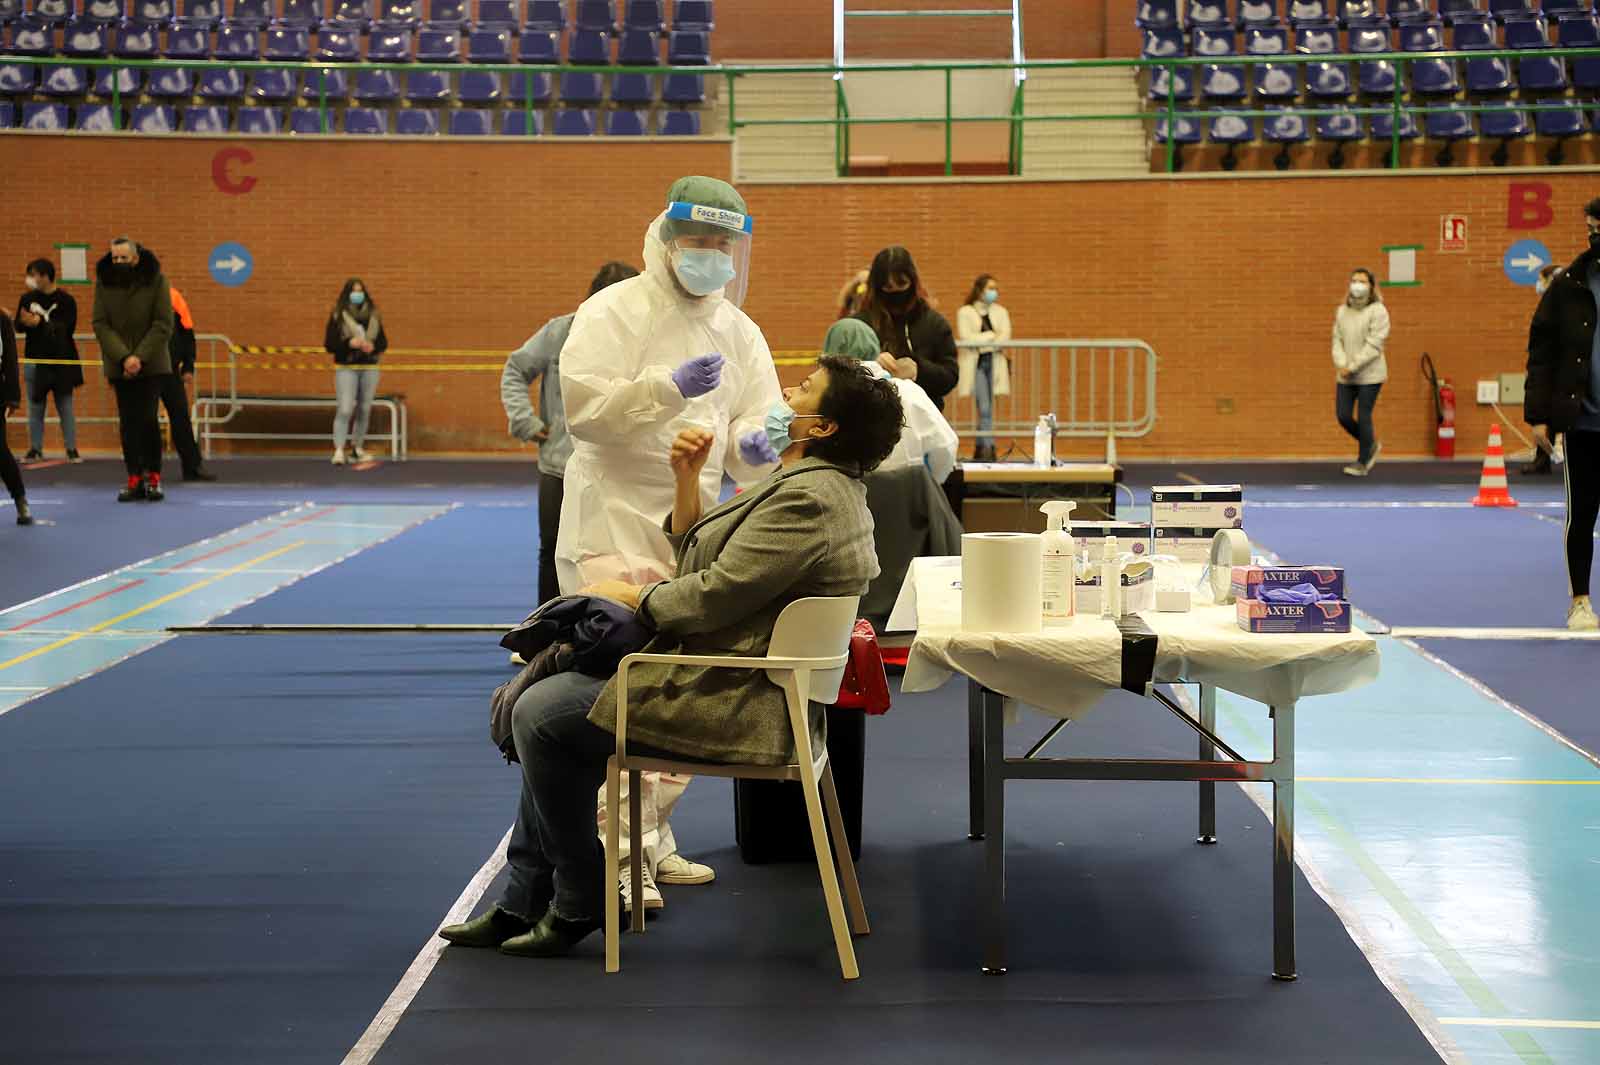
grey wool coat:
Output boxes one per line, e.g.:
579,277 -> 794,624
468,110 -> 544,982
587,456 -> 880,766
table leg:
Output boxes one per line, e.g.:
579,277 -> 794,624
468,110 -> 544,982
982,689 -> 1007,974
967,680 -> 986,841
1197,683 -> 1218,845
1272,700 -> 1298,981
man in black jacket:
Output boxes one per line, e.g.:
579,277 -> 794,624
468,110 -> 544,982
161,285 -> 215,482
1525,197 -> 1600,630
2,310 -> 33,525
92,238 -> 173,503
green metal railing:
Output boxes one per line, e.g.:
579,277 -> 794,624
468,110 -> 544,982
9,50 -> 1600,174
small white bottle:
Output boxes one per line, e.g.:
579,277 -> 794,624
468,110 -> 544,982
1033,415 -> 1053,468
1039,500 -> 1077,625
1100,535 -> 1120,619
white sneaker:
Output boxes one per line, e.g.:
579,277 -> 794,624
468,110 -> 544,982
351,447 -> 369,462
620,862 -> 664,912
655,853 -> 716,885
1362,441 -> 1383,472
1567,597 -> 1600,631
509,651 -> 528,666
1341,464 -> 1367,477
331,448 -> 347,466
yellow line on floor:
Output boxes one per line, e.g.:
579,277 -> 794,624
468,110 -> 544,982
0,542 -> 307,673
1301,776 -> 1600,786
1440,1018 -> 1600,1031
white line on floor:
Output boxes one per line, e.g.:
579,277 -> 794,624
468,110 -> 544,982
341,828 -> 511,1065
1391,626 -> 1600,641
1439,1018 -> 1600,1031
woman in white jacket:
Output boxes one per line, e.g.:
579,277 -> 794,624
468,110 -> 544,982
1332,268 -> 1390,477
954,274 -> 1010,462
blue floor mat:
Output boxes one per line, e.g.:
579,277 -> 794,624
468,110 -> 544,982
0,635 -> 518,1065
1415,638 -> 1600,762
373,683 -> 1439,1065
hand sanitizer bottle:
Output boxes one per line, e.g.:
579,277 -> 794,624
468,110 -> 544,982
1033,415 -> 1053,468
1039,500 -> 1077,625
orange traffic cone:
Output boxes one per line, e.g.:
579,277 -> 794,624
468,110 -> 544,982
1472,424 -> 1519,508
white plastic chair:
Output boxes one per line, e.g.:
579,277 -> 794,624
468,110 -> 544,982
604,595 -> 870,979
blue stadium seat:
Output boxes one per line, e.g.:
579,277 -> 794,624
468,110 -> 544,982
1559,13 -> 1600,88
182,104 -> 228,130
1337,0 -> 1384,24
1488,0 -> 1534,19
424,0 -> 465,27
560,70 -> 604,102
519,27 -> 558,61
275,0 -> 320,28
1401,21 -> 1462,93
93,66 -> 139,93
327,0 -> 371,28
304,68 -> 349,99
146,67 -> 194,96
661,71 -> 703,102
174,0 -> 219,22
264,26 -> 311,60
1316,106 -> 1365,139
625,0 -> 663,31
1437,0 -> 1481,22
1535,99 -> 1585,157
1386,0 -> 1429,21
237,105 -> 282,132
1145,27 -> 1194,100
213,25 -> 257,57
40,65 -> 90,96
478,0 -> 516,26
354,68 -> 400,99
7,16 -> 54,53
1142,26 -> 1185,56
1187,0 -> 1231,28
501,108 -> 541,133
76,102 -> 119,128
659,107 -> 699,134
1246,26 -> 1297,98
345,106 -> 387,132
289,106 -> 335,132
1298,24 -> 1352,97
459,69 -> 501,100
396,108 -> 439,133
405,70 -> 451,100
0,0 -> 17,20
223,0 -> 268,27
316,27 -> 361,62
1371,108 -> 1419,141
1209,109 -> 1256,169
1236,0 -> 1281,26
1454,16 -> 1513,92
1263,106 -> 1309,143
1424,103 -> 1474,138
130,0 -> 170,21
667,27 -> 709,63
1287,0 -> 1333,23
28,0 -> 68,25
448,107 -> 492,133
0,64 -> 35,94
469,27 -> 511,60
85,0 -> 124,20
416,26 -> 462,60
606,107 -> 645,134
1137,0 -> 1180,27
553,107 -> 595,133
376,0 -> 417,26
0,101 -> 14,127
673,0 -> 711,28
1543,0 -> 1590,14
130,103 -> 176,131
164,22 -> 210,56
612,71 -> 654,102
64,16 -> 110,53
1153,113 -> 1202,143
619,28 -> 659,63
368,28 -> 411,60
525,0 -> 563,28
1350,25 -> 1398,93
198,66 -> 244,97
575,0 -> 614,31
1507,15 -> 1568,89
509,69 -> 552,102
1479,105 -> 1529,144
21,102 -> 68,128
1195,29 -> 1246,100
250,67 -> 295,99
570,28 -> 612,62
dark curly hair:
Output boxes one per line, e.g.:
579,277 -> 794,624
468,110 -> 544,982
589,260 -> 639,297
805,355 -> 905,474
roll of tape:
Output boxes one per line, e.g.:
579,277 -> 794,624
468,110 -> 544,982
1209,528 -> 1251,604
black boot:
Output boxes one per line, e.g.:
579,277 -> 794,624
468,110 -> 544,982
13,498 -> 31,526
117,476 -> 146,503
438,906 -> 535,949
498,909 -> 603,958
143,475 -> 164,502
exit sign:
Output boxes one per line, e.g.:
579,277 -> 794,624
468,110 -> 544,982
1440,214 -> 1468,252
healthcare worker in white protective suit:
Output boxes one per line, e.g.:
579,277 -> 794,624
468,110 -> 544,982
558,176 -> 783,912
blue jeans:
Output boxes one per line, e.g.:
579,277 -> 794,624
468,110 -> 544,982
973,353 -> 995,449
1335,382 -> 1382,466
500,671 -> 690,923
333,367 -> 378,450
23,366 -> 77,453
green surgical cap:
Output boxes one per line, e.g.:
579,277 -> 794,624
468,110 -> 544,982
822,318 -> 882,362
661,176 -> 749,241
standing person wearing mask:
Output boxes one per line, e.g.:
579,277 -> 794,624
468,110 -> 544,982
93,238 -> 173,502
1332,267 -> 1390,477
954,274 -> 1012,462
853,245 -> 959,411
2,308 -> 32,525
324,279 -> 387,466
1525,198 -> 1600,631
16,258 -> 83,463
501,260 -> 639,607
160,286 -> 216,482
558,175 -> 783,912
1524,265 -> 1565,477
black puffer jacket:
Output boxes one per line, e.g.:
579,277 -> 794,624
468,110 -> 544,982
1526,246 -> 1599,432
92,249 -> 173,380
855,303 -> 959,410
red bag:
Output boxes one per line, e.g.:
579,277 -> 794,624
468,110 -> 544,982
833,619 -> 892,715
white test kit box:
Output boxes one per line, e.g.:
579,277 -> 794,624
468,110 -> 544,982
1151,484 -> 1244,530
1152,526 -> 1220,565
1069,521 -> 1152,558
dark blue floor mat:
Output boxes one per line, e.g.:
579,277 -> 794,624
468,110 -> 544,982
0,635 -> 518,1065
372,683 -> 1438,1065
1415,638 -> 1600,761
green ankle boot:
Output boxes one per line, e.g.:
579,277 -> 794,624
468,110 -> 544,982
498,910 -> 603,958
438,906 -> 533,949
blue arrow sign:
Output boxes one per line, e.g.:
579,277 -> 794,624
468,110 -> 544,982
208,241 -> 254,288
1503,238 -> 1551,287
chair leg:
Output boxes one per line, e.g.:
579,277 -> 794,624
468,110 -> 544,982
785,675 -> 858,980
605,757 -> 621,973
820,763 -> 870,937
628,768 -> 645,934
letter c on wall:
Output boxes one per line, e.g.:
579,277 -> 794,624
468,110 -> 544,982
212,147 -> 257,195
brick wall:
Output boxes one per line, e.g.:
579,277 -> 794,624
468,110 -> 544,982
716,1 -> 1115,60
1,133 -> 1581,460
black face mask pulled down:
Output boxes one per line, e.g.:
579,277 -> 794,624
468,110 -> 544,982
1588,231 -> 1600,253
107,262 -> 137,282
879,288 -> 916,316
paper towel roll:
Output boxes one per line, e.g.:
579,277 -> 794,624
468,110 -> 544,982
1209,528 -> 1251,603
961,532 -> 1043,633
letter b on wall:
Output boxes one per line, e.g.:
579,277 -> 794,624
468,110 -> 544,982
1508,182 -> 1553,230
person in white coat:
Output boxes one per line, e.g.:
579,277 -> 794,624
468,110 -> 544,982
1332,267 -> 1390,477
954,274 -> 1011,462
823,317 -> 958,483
557,175 -> 783,911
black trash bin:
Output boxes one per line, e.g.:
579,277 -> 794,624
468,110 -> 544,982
733,704 -> 865,863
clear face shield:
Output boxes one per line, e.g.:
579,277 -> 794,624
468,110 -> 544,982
659,201 -> 754,308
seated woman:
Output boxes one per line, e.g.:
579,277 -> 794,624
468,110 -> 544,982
442,355 -> 904,958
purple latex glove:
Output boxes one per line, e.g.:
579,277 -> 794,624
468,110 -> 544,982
738,427 -> 781,467
1260,583 -> 1336,605
671,352 -> 724,399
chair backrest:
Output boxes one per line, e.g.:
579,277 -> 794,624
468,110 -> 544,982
765,596 -> 862,704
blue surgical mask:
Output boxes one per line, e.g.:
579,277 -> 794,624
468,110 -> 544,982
982,288 -> 999,304
349,291 -> 366,306
672,248 -> 736,296
763,402 -> 823,453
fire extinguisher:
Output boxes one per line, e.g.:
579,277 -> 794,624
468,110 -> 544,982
1422,353 -> 1456,459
